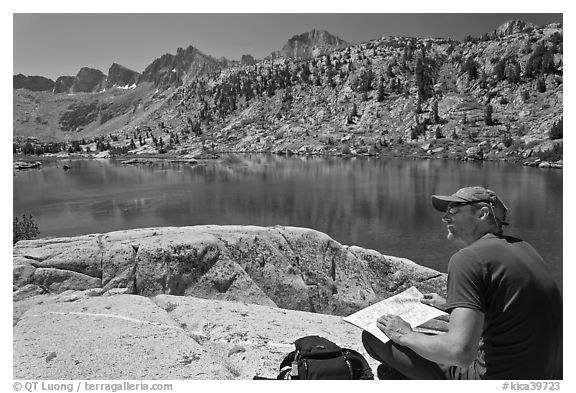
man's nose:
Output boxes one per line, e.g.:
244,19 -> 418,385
442,212 -> 451,222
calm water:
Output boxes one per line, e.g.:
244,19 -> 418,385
13,154 -> 563,291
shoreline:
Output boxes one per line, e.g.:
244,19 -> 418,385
12,149 -> 562,169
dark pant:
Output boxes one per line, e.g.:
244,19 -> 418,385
361,331 -> 484,380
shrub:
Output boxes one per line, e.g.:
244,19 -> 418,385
549,119 -> 563,140
14,214 -> 40,244
535,143 -> 562,162
435,126 -> 444,139
485,104 -> 494,125
462,56 -> 479,79
521,90 -> 530,102
537,78 -> 546,93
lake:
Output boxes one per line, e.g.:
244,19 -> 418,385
13,154 -> 563,292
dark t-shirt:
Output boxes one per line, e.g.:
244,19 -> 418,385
445,234 -> 563,380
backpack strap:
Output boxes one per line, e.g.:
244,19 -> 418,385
277,350 -> 296,379
342,348 -> 374,380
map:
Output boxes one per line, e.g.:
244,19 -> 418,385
343,286 -> 448,343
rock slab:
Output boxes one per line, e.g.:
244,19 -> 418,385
14,225 -> 447,316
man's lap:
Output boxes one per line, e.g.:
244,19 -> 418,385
362,331 -> 484,380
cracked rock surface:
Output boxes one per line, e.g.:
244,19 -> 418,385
14,293 -> 231,379
13,225 -> 447,379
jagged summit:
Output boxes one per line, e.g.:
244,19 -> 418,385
493,20 -> 538,37
13,22 -> 563,165
53,67 -> 106,94
106,63 -> 140,89
271,29 -> 350,59
138,45 -> 227,87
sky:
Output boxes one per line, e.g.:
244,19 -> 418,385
13,11 -> 563,81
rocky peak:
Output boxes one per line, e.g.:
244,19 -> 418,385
493,20 -> 538,37
271,29 -> 350,59
53,67 -> 107,94
13,74 -> 55,92
106,63 -> 140,89
53,76 -> 76,94
74,67 -> 107,92
139,45 -> 226,88
241,54 -> 256,66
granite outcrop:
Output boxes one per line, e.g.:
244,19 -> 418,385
13,225 -> 448,379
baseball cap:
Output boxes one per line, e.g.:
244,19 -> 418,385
431,186 -> 509,225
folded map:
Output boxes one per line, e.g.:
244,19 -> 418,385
343,286 -> 448,343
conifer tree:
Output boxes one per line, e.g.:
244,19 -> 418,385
463,56 -> 479,79
493,59 -> 506,81
435,126 -> 444,139
549,118 -> 563,140
537,78 -> 546,93
485,104 -> 494,126
377,79 -> 385,102
351,103 -> 358,118
431,99 -> 440,124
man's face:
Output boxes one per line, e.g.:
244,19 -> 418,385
442,203 -> 481,245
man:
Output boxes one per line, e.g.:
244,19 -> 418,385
362,186 -> 562,379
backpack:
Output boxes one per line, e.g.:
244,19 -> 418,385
258,335 -> 374,380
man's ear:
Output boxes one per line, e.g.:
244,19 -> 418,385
478,206 -> 491,221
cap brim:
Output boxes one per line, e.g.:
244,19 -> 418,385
431,195 -> 468,212
432,195 -> 511,226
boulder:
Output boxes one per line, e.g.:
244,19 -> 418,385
14,161 -> 42,169
14,225 -> 447,317
465,146 -> 483,160
14,234 -> 102,278
33,268 -> 102,292
13,284 -> 45,302
13,257 -> 37,287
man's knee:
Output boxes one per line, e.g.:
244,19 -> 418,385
361,330 -> 377,356
362,330 -> 391,363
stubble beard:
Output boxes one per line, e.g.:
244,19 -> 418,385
446,226 -> 456,241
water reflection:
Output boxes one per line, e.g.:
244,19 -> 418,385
13,154 -> 562,291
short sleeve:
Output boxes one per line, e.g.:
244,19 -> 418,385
445,248 -> 486,313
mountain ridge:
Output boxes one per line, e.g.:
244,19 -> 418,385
13,21 -> 563,164
15,21 -> 545,87
270,29 -> 351,60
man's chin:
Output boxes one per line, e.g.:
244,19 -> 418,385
447,230 -> 467,246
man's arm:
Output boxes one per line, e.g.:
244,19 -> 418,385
377,307 -> 484,367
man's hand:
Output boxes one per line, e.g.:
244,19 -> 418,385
376,314 -> 413,345
420,293 -> 447,311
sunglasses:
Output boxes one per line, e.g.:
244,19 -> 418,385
445,200 -> 493,216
